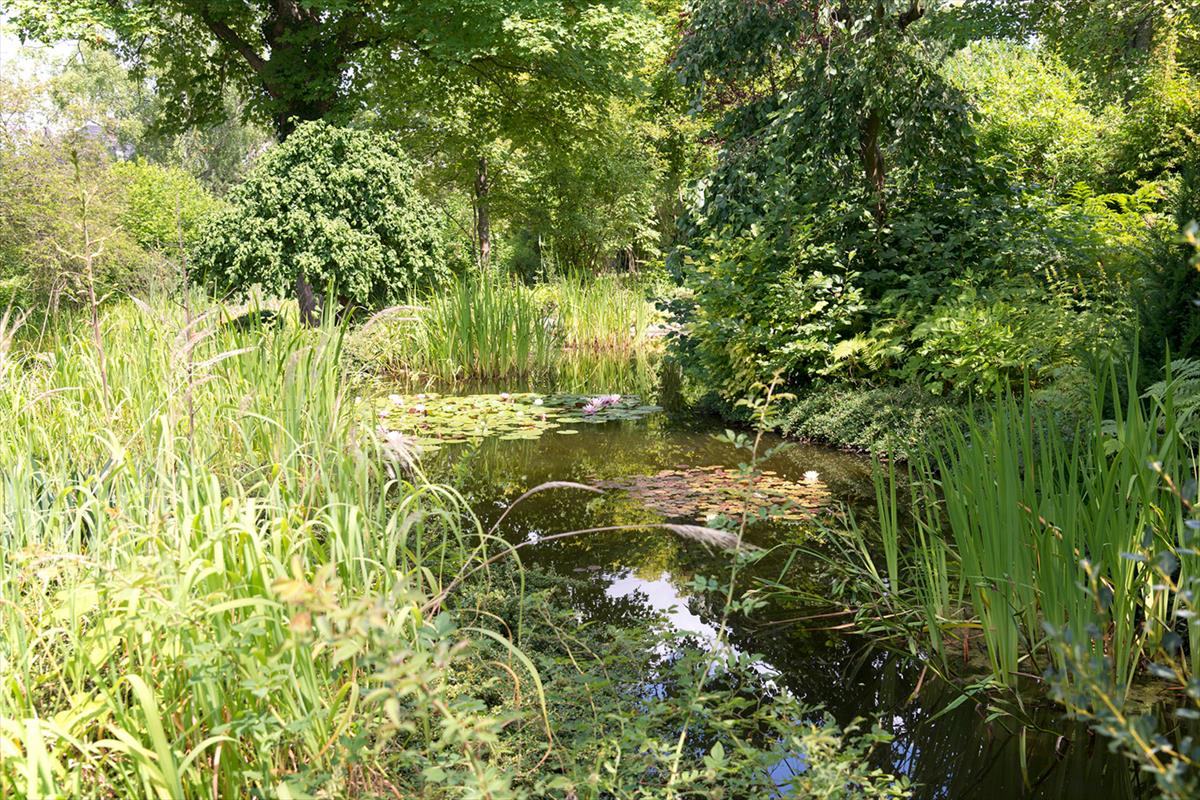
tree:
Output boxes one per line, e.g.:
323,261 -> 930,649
359,1 -> 659,270
7,1 -> 656,140
191,121 -> 446,323
7,0 -> 660,282
947,1 -> 1200,98
674,0 -> 946,224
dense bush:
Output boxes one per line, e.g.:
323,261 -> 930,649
193,121 -> 446,310
669,9 -> 1172,405
777,383 -> 963,460
110,160 -> 220,250
943,40 -> 1112,192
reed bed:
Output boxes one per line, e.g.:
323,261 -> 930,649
0,301 -> 538,796
543,275 -> 656,353
345,274 -> 660,384
854,369 -> 1198,705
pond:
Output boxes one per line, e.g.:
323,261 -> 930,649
385,373 -> 1158,799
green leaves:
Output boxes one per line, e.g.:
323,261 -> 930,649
193,121 -> 446,308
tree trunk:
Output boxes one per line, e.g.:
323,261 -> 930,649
474,155 -> 491,271
295,273 -> 323,327
1132,15 -> 1156,53
860,109 -> 887,225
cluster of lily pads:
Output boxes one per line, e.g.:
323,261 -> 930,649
596,466 -> 830,523
375,391 -> 661,454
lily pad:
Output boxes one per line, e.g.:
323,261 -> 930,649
374,391 -> 661,453
596,466 -> 831,523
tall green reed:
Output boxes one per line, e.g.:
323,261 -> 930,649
887,367 -> 1192,702
545,274 -> 655,352
0,300 -> 538,797
345,274 -> 660,385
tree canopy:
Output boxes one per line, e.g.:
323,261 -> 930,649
192,120 -> 445,320
6,0 -> 656,140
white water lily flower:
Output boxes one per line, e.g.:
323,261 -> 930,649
389,393 -> 403,405
803,470 -> 820,484
532,398 -> 543,407
413,403 -> 427,414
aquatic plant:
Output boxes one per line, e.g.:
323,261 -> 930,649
376,391 -> 662,452
597,465 -> 831,523
344,275 -> 663,385
837,365 -> 1196,706
543,274 -> 658,352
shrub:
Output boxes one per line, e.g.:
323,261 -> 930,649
943,40 -> 1112,192
0,140 -> 163,308
777,383 -> 963,459
110,160 -> 220,250
193,121 -> 446,310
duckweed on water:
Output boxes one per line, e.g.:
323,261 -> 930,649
377,391 -> 662,451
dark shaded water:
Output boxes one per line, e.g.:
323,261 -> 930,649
419,384 -> 1157,799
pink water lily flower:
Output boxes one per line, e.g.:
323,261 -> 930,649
595,394 -> 622,407
581,401 -> 600,416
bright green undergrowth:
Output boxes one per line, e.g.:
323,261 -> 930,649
777,383 -> 964,460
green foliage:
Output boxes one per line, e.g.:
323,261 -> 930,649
110,160 -> 220,250
364,2 -> 665,273
539,274 -> 659,351
347,276 -> 556,383
944,40 -> 1112,191
777,382 -> 963,460
1144,358 -> 1200,435
507,102 -> 667,273
193,121 -> 446,308
669,1 -> 1180,402
1137,163 -> 1200,368
1048,522 -> 1200,800
0,140 -> 164,308
670,1 -> 1044,398
36,41 -> 270,193
905,281 -> 1128,397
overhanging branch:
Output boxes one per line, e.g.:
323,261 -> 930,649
199,10 -> 272,90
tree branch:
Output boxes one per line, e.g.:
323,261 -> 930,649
198,10 -> 271,85
898,1 -> 925,31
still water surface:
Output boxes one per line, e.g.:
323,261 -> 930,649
415,388 -> 1153,799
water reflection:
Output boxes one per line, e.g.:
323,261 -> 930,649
418,380 -> 1149,799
